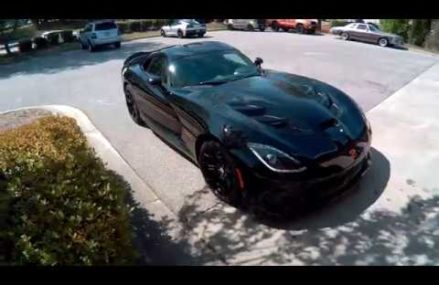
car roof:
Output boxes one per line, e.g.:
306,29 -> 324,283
159,41 -> 236,60
88,19 -> 116,25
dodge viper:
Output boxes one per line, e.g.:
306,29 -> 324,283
122,41 -> 372,216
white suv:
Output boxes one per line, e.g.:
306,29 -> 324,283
160,19 -> 206,38
79,20 -> 122,52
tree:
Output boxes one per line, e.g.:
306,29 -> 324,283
409,19 -> 431,46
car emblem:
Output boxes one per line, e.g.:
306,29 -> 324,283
349,148 -> 358,159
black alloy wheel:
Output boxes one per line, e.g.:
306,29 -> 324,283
125,87 -> 144,126
198,141 -> 244,207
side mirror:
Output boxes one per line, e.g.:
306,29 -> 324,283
254,57 -> 263,66
148,75 -> 162,85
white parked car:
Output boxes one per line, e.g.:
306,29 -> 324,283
79,20 -> 121,52
160,19 -> 206,38
224,19 -> 266,31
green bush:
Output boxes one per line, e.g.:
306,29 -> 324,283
18,39 -> 32,53
380,19 -> 410,41
46,32 -> 60,45
0,116 -> 136,265
141,20 -> 153,31
33,37 -> 48,49
129,21 -> 142,32
117,22 -> 130,34
61,30 -> 75,43
330,20 -> 349,27
409,19 -> 431,46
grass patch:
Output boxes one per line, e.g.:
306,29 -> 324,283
206,22 -> 228,31
122,30 -> 161,42
0,115 -> 137,265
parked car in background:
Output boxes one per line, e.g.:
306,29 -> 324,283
266,19 -> 319,34
79,20 -> 121,52
330,23 -> 404,47
160,19 -> 206,38
224,19 -> 266,31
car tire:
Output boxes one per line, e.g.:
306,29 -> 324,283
227,24 -> 234,30
177,30 -> 184,38
341,32 -> 350,41
296,24 -> 304,34
80,40 -> 87,50
198,140 -> 244,208
114,42 -> 121,49
247,24 -> 254,31
88,41 -> 95,52
378,37 -> 389,47
124,86 -> 146,127
271,22 -> 280,32
198,32 -> 205,37
259,25 -> 266,32
160,29 -> 166,37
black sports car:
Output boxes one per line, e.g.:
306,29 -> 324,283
122,41 -> 372,216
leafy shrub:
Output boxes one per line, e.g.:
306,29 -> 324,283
409,19 -> 431,46
33,37 -> 48,49
117,22 -> 130,34
46,32 -> 60,45
18,39 -> 32,53
330,19 -> 350,27
0,116 -> 136,265
61,30 -> 75,43
141,20 -> 153,31
380,19 -> 410,41
129,21 -> 142,32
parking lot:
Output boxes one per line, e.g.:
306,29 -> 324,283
1,30 -> 439,264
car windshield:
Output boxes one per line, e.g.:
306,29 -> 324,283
368,24 -> 380,32
169,50 -> 259,88
181,19 -> 199,25
95,22 -> 117,31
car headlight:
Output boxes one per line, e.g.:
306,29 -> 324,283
248,143 -> 306,173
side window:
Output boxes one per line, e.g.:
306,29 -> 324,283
84,25 -> 92,32
146,55 -> 168,84
357,24 -> 367,30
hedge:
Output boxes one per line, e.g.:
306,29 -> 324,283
61,30 -> 75,43
117,19 -> 168,34
0,116 -> 136,265
18,39 -> 33,53
33,37 -> 48,49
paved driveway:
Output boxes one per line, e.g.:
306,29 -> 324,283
1,31 -> 439,264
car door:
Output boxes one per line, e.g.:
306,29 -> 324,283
169,19 -> 181,35
364,24 -> 381,43
137,53 -> 181,135
162,20 -> 175,35
353,23 -> 369,41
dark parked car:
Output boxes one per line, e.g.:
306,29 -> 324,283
330,23 -> 404,47
122,41 -> 372,217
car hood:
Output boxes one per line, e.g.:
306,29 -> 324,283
177,71 -> 367,160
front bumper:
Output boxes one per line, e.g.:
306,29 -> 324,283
244,150 -> 372,213
390,37 -> 404,47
